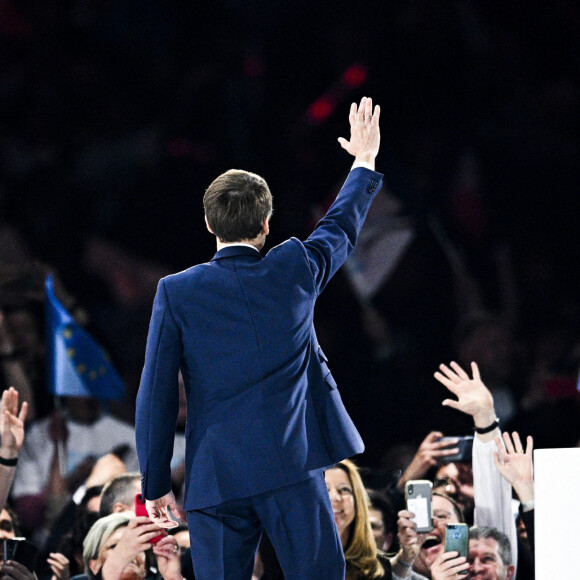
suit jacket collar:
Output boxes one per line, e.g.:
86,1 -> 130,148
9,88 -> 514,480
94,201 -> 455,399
211,246 -> 263,261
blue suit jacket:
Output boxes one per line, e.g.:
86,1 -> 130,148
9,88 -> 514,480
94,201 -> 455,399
136,167 -> 383,510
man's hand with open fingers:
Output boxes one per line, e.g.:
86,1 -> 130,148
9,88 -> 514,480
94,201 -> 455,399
434,361 -> 496,430
494,431 -> 534,504
430,550 -> 469,580
337,96 -> 380,167
146,491 -> 181,528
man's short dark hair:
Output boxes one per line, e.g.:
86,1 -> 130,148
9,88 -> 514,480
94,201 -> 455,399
203,169 -> 273,243
469,526 -> 512,567
99,473 -> 141,517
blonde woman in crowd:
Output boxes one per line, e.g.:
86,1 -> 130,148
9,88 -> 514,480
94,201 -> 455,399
325,460 -> 392,580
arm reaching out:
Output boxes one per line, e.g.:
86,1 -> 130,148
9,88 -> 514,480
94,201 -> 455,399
397,431 -> 459,492
435,361 -> 517,570
434,361 -> 497,440
390,509 -> 425,578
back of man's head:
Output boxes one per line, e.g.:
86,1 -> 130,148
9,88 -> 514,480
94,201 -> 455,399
203,169 -> 273,243
99,473 -> 141,517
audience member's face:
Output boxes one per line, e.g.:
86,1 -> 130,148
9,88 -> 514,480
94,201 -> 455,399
90,525 -> 146,580
0,509 -> 15,540
325,468 -> 355,545
468,537 -> 515,580
434,462 -> 474,510
368,508 -> 389,551
414,495 -> 460,576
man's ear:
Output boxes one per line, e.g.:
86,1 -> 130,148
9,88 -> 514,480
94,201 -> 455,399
506,564 -> 516,580
205,215 -> 214,234
88,560 -> 102,576
262,217 -> 270,235
112,502 -> 128,513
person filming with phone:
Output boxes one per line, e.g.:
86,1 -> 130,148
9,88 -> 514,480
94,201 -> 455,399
429,526 -> 515,580
82,513 -> 182,580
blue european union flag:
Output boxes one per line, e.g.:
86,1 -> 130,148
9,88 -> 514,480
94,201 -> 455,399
45,275 -> 126,400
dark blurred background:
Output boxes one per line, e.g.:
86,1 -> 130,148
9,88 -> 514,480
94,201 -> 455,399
1,0 -> 579,468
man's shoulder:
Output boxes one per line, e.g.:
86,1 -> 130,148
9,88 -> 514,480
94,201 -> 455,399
264,237 -> 306,258
160,262 -> 214,288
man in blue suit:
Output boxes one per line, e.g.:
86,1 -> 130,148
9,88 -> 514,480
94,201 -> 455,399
136,96 -> 383,579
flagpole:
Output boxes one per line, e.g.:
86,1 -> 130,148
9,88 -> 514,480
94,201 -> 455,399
53,396 -> 68,477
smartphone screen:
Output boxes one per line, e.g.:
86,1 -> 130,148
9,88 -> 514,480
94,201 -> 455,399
445,523 -> 469,575
405,480 -> 433,533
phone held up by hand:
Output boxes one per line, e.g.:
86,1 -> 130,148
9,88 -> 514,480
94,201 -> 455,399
135,493 -> 163,544
436,436 -> 473,464
405,480 -> 433,533
1,538 -> 39,570
445,523 -> 469,575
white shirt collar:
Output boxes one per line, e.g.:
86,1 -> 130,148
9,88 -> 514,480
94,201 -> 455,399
219,242 -> 260,252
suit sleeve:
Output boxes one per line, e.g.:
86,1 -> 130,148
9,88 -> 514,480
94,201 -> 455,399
302,166 -> 383,294
135,279 -> 181,500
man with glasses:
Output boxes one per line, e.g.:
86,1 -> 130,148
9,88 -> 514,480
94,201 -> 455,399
430,526 -> 515,580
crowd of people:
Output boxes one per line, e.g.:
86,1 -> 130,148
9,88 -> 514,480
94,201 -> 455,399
0,2 -> 578,579
0,346 -> 537,579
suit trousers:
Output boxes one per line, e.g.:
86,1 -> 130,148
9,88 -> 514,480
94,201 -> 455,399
187,472 -> 345,580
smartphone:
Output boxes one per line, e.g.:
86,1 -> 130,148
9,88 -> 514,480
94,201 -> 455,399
445,523 -> 469,575
405,480 -> 433,533
135,493 -> 163,544
1,538 -> 39,570
436,436 -> 473,464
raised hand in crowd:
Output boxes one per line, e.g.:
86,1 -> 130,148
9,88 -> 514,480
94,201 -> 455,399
47,552 -> 70,580
435,361 -> 498,440
429,550 -> 469,580
0,387 -> 28,459
0,387 -> 28,510
494,432 -> 534,505
397,431 -> 459,492
390,509 -> 424,576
